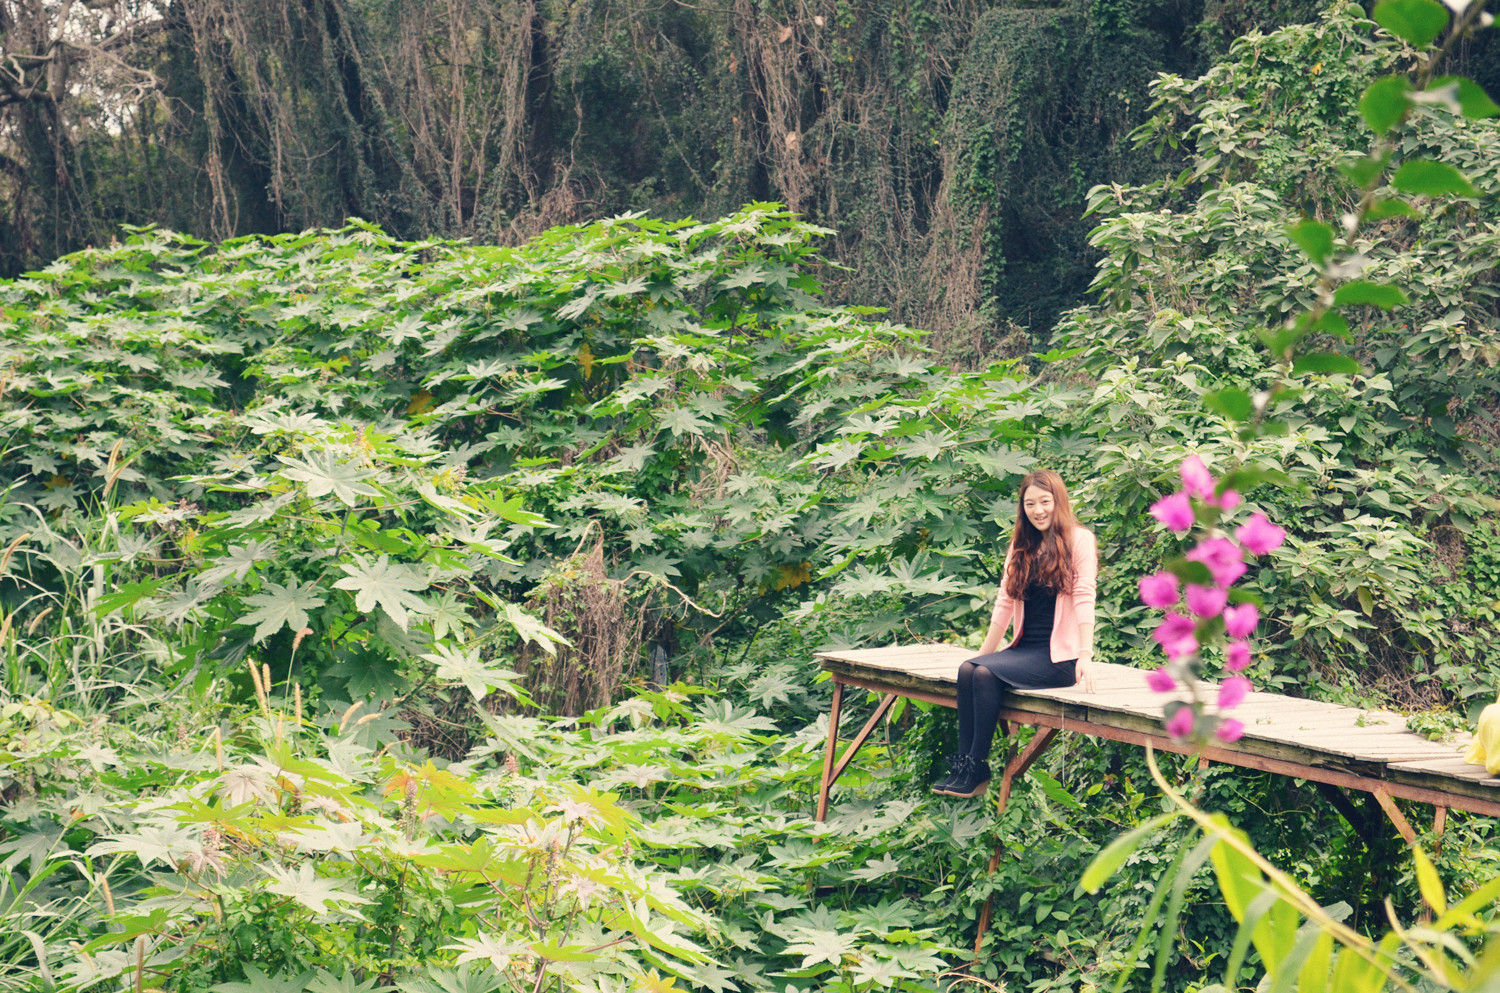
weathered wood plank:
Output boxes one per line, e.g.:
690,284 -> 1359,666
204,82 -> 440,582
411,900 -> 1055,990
1387,756 -> 1500,779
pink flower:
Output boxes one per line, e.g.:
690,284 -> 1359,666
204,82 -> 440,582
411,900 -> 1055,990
1139,571 -> 1180,608
1236,513 -> 1287,556
1185,583 -> 1227,618
1225,640 -> 1252,671
1146,667 -> 1176,692
1214,489 -> 1242,511
1166,707 -> 1195,739
1223,603 -> 1259,639
1217,675 -> 1251,709
1187,537 -> 1247,589
1152,612 -> 1199,660
1216,718 -> 1245,743
1150,492 -> 1195,533
1180,456 -> 1214,500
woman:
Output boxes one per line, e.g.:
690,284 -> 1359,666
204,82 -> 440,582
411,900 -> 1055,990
933,469 -> 1097,798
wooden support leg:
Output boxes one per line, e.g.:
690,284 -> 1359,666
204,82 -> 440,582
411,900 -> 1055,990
816,682 -> 845,823
1372,788 -> 1417,846
830,693 -> 899,785
998,727 -> 1060,811
973,727 -> 1062,958
816,686 -> 899,822
1434,806 -> 1448,854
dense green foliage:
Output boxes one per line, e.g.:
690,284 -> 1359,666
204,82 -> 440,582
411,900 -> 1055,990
1054,4 -> 1500,710
11,0 -> 1466,346
1,2 -> 1499,991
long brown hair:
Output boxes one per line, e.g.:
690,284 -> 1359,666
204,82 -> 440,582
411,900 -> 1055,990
1004,469 -> 1080,599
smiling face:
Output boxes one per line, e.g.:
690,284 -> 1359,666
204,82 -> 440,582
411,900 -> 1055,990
1022,484 -> 1056,532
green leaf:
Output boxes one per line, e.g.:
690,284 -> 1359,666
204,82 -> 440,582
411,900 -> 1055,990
1292,353 -> 1362,376
1165,558 -> 1215,587
783,928 -> 857,969
92,577 -> 172,616
1154,836 -> 1220,993
1314,311 -> 1352,341
212,966 -> 317,993
1259,326 -> 1300,358
423,644 -> 524,703
1223,589 -> 1266,612
264,863 -> 373,915
481,493 -> 551,528
1364,196 -> 1421,221
1338,152 -> 1390,189
1412,845 -> 1447,914
445,935 -> 525,973
305,973 -> 389,993
1217,465 -> 1287,497
86,823 -> 201,867
1287,219 -> 1335,265
658,405 -> 709,438
332,554 -> 429,629
1080,812 -> 1178,892
236,581 -> 326,643
1221,888 -> 1283,990
276,452 -> 381,507
1391,159 -> 1477,197
1359,76 -> 1411,133
1372,0 -> 1451,49
1030,767 -> 1086,812
1332,281 -> 1409,310
1205,387 -> 1254,422
1427,75 -> 1500,119
500,601 -> 568,654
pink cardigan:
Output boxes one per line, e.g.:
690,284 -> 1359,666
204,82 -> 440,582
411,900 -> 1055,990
986,526 -> 1098,662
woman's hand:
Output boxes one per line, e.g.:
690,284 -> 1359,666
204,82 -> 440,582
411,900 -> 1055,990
1075,656 -> 1096,694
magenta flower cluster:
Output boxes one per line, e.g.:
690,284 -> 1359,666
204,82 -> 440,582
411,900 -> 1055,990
1139,456 -> 1287,744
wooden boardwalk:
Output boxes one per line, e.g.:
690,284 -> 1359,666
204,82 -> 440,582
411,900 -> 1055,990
815,645 -> 1500,825
815,644 -> 1500,958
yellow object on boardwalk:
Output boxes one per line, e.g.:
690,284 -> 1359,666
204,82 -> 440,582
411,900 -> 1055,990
1463,698 -> 1500,774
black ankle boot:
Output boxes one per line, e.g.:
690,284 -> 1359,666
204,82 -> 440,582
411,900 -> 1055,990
931,754 -> 965,794
943,757 -> 992,798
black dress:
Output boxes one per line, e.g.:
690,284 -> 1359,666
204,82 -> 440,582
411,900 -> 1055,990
966,580 -> 1077,688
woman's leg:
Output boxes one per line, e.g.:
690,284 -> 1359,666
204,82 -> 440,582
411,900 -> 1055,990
967,665 -> 1005,761
955,660 -> 980,757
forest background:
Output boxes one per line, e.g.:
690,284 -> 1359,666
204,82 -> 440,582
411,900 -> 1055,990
2,0 -> 1500,992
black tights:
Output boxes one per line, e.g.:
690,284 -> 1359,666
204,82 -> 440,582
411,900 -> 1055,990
955,659 -> 1006,762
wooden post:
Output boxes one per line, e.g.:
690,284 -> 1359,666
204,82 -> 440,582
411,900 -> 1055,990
816,682 -> 844,823
1372,788 -> 1417,845
816,686 -> 900,822
1434,805 -> 1448,853
829,693 -> 899,785
973,727 -> 1062,957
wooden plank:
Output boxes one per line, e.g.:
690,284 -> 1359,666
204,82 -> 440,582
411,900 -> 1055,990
1387,756 -> 1500,779
828,672 -> 956,709
1265,731 -> 1456,750
1268,741 -> 1465,763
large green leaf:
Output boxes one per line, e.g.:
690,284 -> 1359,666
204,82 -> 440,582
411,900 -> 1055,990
1372,0 -> 1450,48
235,580 -> 326,642
332,554 -> 430,629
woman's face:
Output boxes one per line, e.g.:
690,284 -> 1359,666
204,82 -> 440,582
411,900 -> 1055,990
1022,485 -> 1056,532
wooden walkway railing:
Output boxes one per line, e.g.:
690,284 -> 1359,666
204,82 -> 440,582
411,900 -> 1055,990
814,645 -> 1500,954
